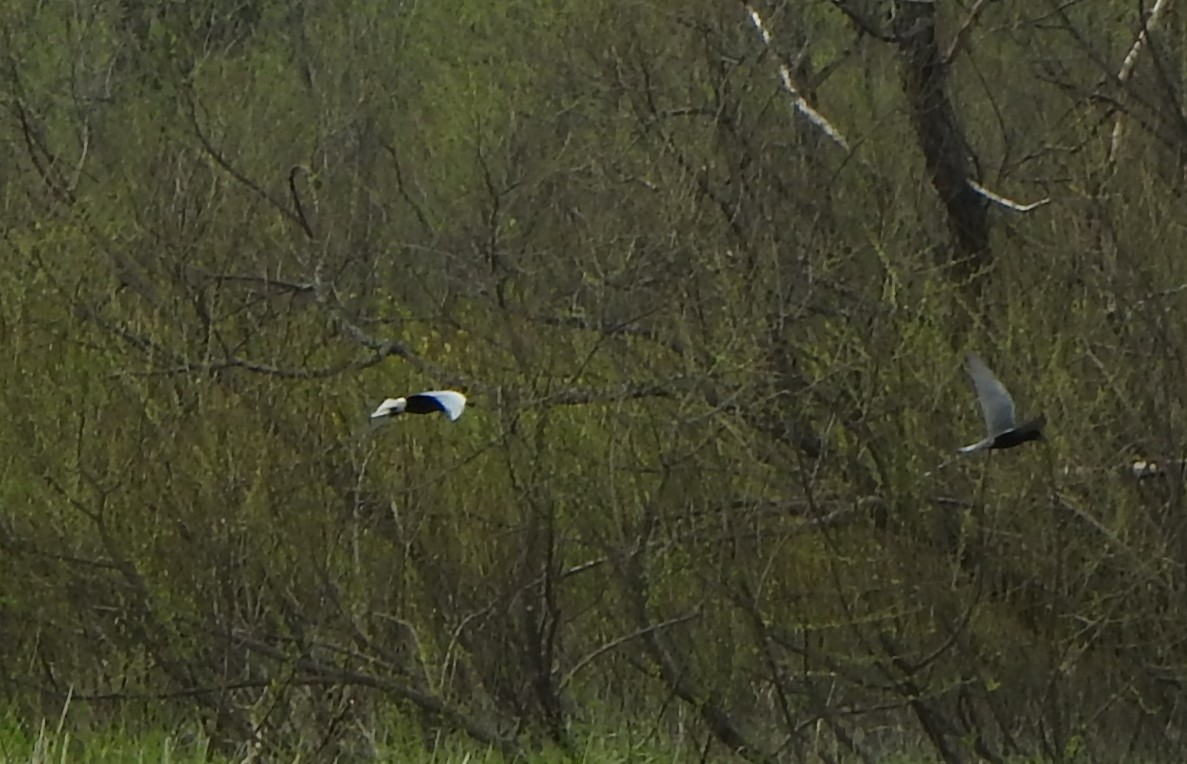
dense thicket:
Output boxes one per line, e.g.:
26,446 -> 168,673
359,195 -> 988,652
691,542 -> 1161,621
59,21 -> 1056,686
4,0 -> 1187,761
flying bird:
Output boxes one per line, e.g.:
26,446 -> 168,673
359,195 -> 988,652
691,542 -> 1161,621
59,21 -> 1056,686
370,390 -> 467,423
958,354 -> 1045,454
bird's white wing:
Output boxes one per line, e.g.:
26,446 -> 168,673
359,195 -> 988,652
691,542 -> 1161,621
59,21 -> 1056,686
370,398 -> 404,419
965,354 -> 1016,436
957,437 -> 993,454
420,390 -> 467,421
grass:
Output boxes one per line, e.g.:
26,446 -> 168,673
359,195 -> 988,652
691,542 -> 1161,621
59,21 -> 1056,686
0,697 -> 706,764
0,713 -> 219,764
0,705 -> 1142,764
0,723 -> 700,764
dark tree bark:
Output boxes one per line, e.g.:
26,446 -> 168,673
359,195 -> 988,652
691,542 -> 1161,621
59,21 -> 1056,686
894,0 -> 989,275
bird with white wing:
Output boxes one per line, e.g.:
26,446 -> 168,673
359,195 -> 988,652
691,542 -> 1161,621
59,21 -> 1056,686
958,354 -> 1045,454
370,390 -> 467,424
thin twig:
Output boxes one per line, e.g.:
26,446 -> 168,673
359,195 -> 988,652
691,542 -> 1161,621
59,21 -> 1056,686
944,0 -> 996,65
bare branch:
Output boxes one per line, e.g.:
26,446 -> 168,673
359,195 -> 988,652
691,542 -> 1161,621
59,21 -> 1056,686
743,4 -> 851,151
1108,0 -> 1176,164
559,611 -> 699,690
943,0 -> 996,65
381,141 -> 436,237
183,91 -> 313,238
287,165 -> 317,239
532,380 -> 676,408
827,0 -> 897,43
197,272 -> 316,293
523,312 -> 690,356
10,96 -> 75,206
965,179 -> 1049,212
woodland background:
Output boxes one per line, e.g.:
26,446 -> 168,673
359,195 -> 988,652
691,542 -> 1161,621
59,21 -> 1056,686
3,0 -> 1187,762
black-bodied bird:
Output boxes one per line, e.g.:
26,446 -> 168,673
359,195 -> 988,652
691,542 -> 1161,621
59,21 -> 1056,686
958,354 -> 1044,454
370,390 -> 467,423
